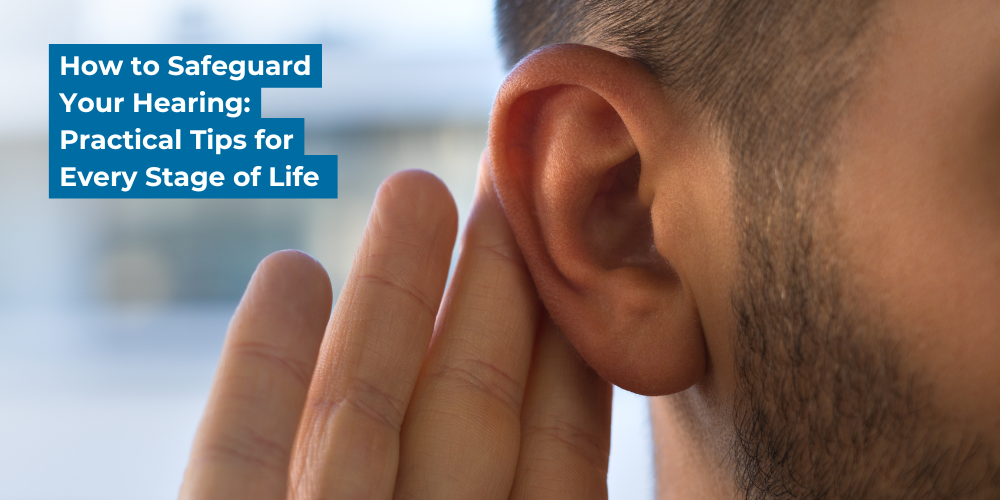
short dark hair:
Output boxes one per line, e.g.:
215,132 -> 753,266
495,0 -> 882,210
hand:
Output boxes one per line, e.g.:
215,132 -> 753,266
178,156 -> 613,499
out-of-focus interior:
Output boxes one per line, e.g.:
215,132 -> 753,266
0,1 -> 653,498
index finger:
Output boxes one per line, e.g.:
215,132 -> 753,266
179,250 -> 333,500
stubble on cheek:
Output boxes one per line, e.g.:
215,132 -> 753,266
730,206 -> 1000,500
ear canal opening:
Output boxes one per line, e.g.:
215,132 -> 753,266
586,154 -> 676,279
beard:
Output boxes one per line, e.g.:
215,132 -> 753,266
729,183 -> 1000,499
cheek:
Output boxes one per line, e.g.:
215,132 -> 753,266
835,134 -> 1000,441
832,0 -> 1000,435
835,166 -> 1000,423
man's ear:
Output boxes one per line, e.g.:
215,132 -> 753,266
489,44 -> 729,396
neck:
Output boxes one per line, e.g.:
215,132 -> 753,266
650,392 -> 735,499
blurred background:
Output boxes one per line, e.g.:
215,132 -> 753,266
0,0 -> 654,498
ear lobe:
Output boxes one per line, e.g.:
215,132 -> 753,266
488,44 -> 708,396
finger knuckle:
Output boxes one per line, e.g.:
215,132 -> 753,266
356,272 -> 437,320
523,418 -> 609,473
307,377 -> 408,434
343,377 -> 408,433
468,240 -> 523,268
228,340 -> 313,390
196,425 -> 290,475
430,356 -> 522,419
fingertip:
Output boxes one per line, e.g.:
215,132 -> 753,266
373,170 -> 459,240
256,249 -> 330,285
242,249 -> 333,321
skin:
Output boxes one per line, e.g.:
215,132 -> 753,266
179,163 -> 613,499
655,0 -> 1000,496
179,0 -> 999,497
834,0 -> 1000,431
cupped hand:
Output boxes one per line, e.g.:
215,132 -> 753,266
178,155 -> 613,499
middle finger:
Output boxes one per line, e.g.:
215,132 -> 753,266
393,159 -> 541,499
289,170 -> 459,499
